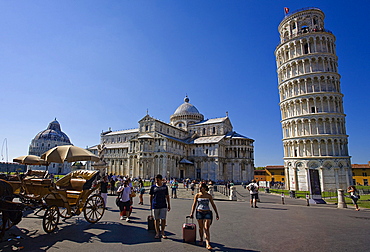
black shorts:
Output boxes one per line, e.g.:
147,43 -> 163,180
119,200 -> 131,211
251,194 -> 259,200
350,196 -> 358,204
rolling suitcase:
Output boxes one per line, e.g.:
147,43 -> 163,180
182,216 -> 196,243
148,210 -> 155,231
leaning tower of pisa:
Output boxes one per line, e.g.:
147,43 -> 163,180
275,8 -> 352,199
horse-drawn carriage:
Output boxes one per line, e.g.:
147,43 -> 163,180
42,170 -> 105,233
1,169 -> 105,237
7,170 -> 50,206
0,145 -> 104,238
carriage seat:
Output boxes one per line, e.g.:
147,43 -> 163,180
24,178 -> 52,185
66,178 -> 86,198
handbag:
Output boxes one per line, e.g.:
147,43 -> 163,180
116,191 -> 122,207
352,194 -> 360,200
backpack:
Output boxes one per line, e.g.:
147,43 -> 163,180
249,184 -> 255,192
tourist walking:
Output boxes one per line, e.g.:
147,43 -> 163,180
100,176 -> 109,209
171,178 -> 179,198
247,179 -> 259,208
149,174 -> 171,239
117,180 -> 132,222
190,183 -> 219,250
138,178 -> 145,205
109,177 -> 116,195
190,180 -> 196,195
208,180 -> 214,197
347,185 -> 360,211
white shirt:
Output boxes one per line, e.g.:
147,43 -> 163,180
248,182 -> 259,194
118,186 -> 131,202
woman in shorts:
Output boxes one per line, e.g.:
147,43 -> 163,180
347,185 -> 360,211
190,183 -> 219,250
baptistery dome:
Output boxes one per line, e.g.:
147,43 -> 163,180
28,119 -> 72,174
170,96 -> 204,129
34,119 -> 71,143
29,119 -> 71,157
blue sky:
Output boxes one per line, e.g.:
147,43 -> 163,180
0,1 -> 369,167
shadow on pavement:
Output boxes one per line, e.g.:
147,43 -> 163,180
207,242 -> 259,252
254,207 -> 288,211
168,238 -> 258,252
1,219 -> 164,251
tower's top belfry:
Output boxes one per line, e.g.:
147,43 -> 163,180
277,7 -> 329,44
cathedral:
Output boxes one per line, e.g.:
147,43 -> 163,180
89,96 -> 254,182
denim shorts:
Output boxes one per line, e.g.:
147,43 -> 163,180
196,210 -> 213,220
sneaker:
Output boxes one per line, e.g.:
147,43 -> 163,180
120,216 -> 125,220
126,218 -> 130,222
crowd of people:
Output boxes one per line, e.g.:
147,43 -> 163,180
99,174 -> 219,249
97,174 -> 362,249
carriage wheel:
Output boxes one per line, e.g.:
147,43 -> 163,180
0,211 -> 15,231
59,207 -> 72,219
42,205 -> 60,233
83,194 -> 105,223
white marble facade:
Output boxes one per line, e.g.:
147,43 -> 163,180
275,8 -> 351,192
89,96 -> 254,182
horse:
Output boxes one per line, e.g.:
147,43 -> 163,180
0,179 -> 24,240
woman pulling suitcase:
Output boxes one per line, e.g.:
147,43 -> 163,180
189,182 -> 220,250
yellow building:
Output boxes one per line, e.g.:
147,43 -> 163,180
352,162 -> 370,186
254,166 -> 285,184
254,169 -> 266,182
265,165 -> 285,183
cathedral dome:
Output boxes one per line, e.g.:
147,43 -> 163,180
173,96 -> 202,115
170,96 -> 204,128
33,119 -> 71,143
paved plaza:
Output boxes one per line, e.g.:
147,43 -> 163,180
2,186 -> 370,252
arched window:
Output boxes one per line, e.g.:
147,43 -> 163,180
304,43 -> 309,54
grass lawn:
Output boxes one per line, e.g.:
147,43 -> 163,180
326,194 -> 370,209
264,188 -> 370,208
